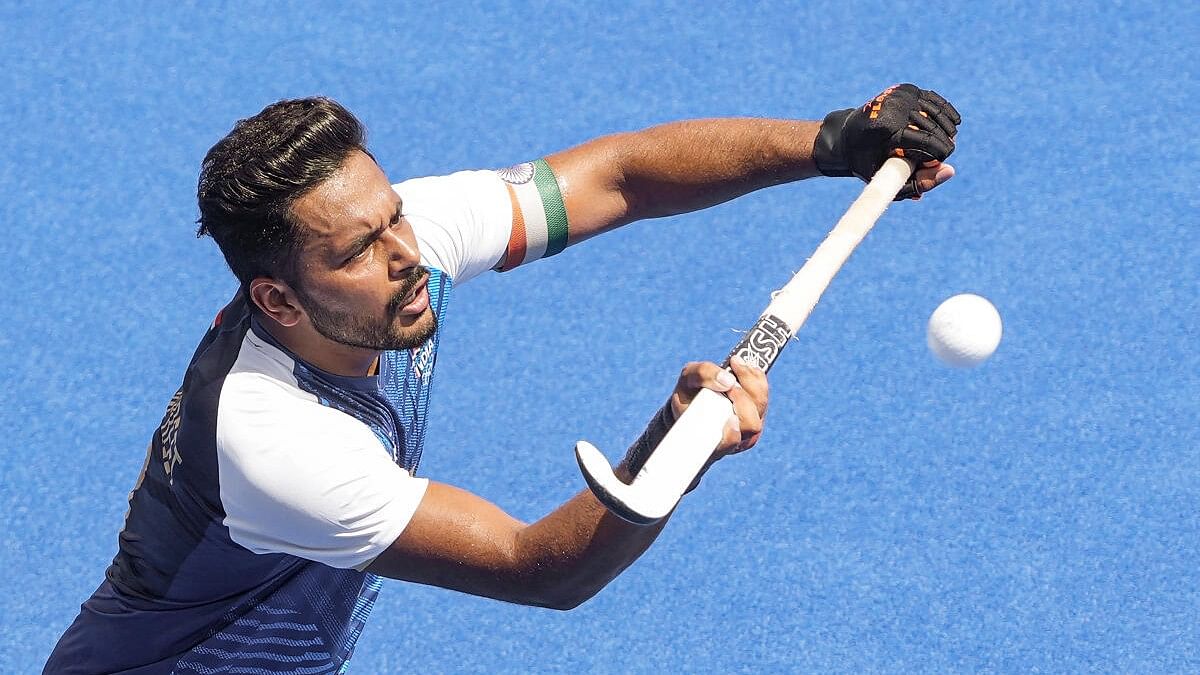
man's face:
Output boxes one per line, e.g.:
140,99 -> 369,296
287,150 -> 436,352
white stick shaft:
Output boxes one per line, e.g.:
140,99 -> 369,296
763,156 -> 913,335
576,157 -> 915,523
632,158 -> 912,509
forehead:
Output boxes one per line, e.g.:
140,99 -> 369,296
291,150 -> 398,246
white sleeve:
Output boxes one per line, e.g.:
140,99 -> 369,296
216,375 -> 429,570
396,161 -> 572,284
394,170 -> 513,285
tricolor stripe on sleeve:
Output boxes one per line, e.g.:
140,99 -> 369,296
495,159 -> 569,271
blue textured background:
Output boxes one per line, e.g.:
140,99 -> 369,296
2,1 -> 1198,672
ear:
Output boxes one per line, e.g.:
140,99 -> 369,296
249,276 -> 304,328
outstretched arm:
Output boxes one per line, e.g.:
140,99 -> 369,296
544,84 -> 960,246
366,358 -> 768,609
546,118 -> 822,244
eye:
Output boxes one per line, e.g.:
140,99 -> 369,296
344,245 -> 371,266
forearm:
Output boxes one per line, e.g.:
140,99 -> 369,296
506,404 -> 677,609
614,118 -> 821,218
370,369 -> 757,609
547,118 -> 821,240
369,455 -> 673,611
511,476 -> 669,609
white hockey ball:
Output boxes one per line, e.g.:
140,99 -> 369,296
926,294 -> 1002,368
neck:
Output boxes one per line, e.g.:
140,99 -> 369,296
258,318 -> 380,378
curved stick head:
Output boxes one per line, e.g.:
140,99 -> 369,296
574,441 -> 674,525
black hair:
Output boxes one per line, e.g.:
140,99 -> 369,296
196,97 -> 367,286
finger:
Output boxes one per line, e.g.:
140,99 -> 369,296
895,163 -> 955,201
677,361 -> 736,397
907,108 -> 942,135
916,163 -> 955,195
920,89 -> 961,126
725,385 -> 764,449
905,109 -> 952,152
742,430 -> 763,449
728,355 -> 769,418
718,414 -> 743,453
918,98 -> 959,139
895,127 -> 954,164
672,361 -> 737,417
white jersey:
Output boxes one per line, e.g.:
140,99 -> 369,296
218,169 -> 518,571
45,162 -> 570,674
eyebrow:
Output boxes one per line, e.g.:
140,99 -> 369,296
341,202 -> 403,260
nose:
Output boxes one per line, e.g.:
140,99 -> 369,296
383,226 -> 420,280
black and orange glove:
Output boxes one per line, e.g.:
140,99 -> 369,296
813,84 -> 961,200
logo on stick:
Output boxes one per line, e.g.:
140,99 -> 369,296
728,314 -> 791,371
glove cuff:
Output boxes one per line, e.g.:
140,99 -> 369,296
813,108 -> 855,177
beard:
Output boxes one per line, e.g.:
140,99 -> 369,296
296,265 -> 438,352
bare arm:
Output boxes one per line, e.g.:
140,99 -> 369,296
365,477 -> 664,610
366,358 -> 768,609
546,118 -> 822,245
544,113 -> 954,246
368,89 -> 956,608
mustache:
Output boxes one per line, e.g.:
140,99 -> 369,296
386,265 -> 429,314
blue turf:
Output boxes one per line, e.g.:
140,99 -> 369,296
2,1 -> 1198,671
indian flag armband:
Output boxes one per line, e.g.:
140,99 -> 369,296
493,159 -> 569,272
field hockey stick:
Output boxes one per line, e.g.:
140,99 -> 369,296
575,156 -> 916,524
